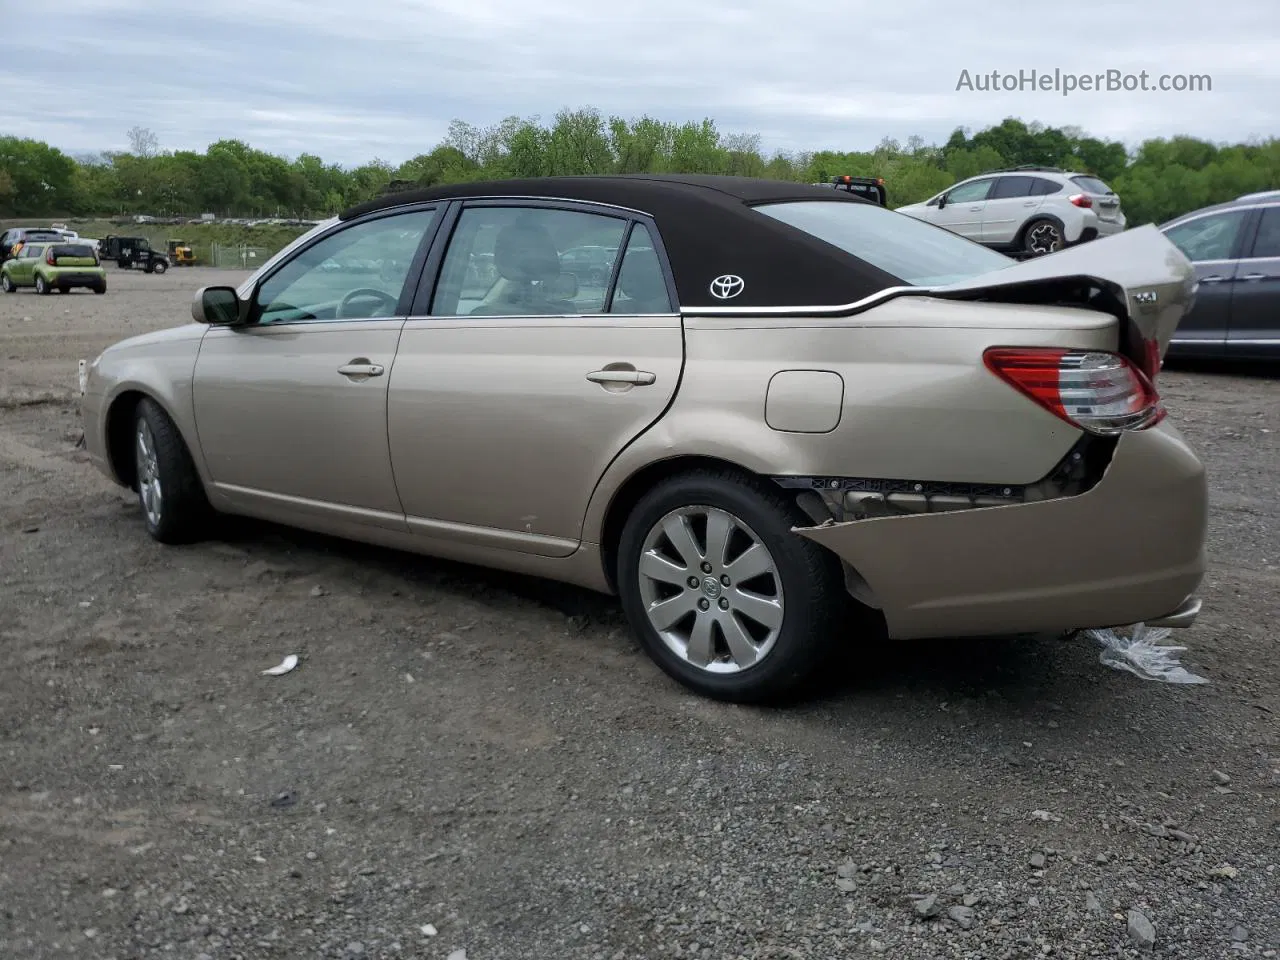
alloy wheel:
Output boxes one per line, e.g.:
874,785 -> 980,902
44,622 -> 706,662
135,419 -> 163,527
636,505 -> 785,674
1027,222 -> 1063,255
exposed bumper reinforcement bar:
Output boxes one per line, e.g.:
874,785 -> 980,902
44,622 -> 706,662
1145,595 -> 1202,629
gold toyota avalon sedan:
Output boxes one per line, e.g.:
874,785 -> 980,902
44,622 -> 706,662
81,175 -> 1208,702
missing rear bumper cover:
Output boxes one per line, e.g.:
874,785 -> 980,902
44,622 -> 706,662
774,434 -> 1118,523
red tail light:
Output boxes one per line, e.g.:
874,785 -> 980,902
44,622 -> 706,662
46,249 -> 56,266
1069,193 -> 1093,208
983,347 -> 1165,435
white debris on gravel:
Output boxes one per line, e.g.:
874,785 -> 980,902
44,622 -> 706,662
1087,622 -> 1209,684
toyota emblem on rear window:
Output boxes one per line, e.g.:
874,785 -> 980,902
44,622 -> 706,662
709,275 -> 745,299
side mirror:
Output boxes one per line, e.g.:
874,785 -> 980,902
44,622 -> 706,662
192,285 -> 250,325
936,194 -> 948,209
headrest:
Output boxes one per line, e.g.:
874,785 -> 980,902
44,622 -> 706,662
493,218 -> 562,283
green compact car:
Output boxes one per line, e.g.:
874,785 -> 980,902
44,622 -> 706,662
0,241 -> 107,295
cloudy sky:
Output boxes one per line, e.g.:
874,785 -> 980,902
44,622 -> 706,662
3,0 -> 1277,167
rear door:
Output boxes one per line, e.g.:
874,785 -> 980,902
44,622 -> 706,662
388,201 -> 684,556
934,178 -> 994,240
981,175 -> 1043,246
1160,208 -> 1253,357
1225,204 -> 1280,358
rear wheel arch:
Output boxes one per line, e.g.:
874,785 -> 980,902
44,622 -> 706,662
598,454 -> 834,594
1017,213 -> 1067,252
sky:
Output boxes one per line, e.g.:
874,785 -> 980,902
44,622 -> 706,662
1,0 -> 1277,168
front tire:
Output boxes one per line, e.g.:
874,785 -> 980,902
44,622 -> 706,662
0,273 -> 13,293
151,259 -> 167,275
1023,218 -> 1064,257
133,398 -> 211,544
616,469 -> 844,703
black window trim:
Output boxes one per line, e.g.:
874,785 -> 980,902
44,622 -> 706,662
990,175 -> 1037,200
240,201 -> 445,326
406,196 -> 680,319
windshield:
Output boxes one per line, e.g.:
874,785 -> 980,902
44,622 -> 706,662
754,200 -> 1013,286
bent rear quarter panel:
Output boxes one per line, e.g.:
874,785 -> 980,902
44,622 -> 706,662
581,297 -> 1117,542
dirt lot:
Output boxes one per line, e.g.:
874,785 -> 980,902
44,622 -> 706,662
1,266 -> 1278,959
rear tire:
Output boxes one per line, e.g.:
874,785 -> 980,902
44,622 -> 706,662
94,280 -> 107,295
132,397 -> 212,544
34,275 -> 50,295
616,469 -> 845,703
1023,218 -> 1064,257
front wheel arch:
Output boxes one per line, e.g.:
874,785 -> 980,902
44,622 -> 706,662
104,390 -> 202,491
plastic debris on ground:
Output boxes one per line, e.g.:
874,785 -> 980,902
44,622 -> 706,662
261,654 -> 299,676
1085,622 -> 1208,684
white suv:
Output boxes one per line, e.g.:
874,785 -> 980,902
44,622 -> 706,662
895,166 -> 1126,257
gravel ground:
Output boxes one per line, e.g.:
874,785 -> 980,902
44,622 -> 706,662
1,266 -> 1277,960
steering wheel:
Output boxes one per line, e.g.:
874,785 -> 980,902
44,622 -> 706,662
338,287 -> 399,319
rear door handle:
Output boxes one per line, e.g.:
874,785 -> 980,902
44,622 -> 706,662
968,206 -> 982,211
1241,273 -> 1268,281
586,369 -> 656,385
338,359 -> 385,379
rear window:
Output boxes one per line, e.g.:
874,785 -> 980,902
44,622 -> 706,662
26,231 -> 63,241
52,244 -> 96,259
1070,176 -> 1114,195
754,200 -> 1013,287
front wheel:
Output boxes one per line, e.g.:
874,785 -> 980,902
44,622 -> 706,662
133,397 -> 212,544
151,259 -> 167,275
0,273 -> 13,293
616,469 -> 845,703
34,275 -> 50,295
1023,218 -> 1064,257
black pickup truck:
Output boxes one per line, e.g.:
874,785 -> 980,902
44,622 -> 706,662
99,235 -> 170,273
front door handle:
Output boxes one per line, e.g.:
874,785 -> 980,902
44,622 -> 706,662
968,206 -> 982,211
586,368 -> 657,386
1199,275 -> 1226,283
338,359 -> 385,380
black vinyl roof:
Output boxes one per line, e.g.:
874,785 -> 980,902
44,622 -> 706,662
341,175 -> 904,310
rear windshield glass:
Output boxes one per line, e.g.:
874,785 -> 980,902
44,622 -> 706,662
52,244 -> 96,259
1070,176 -> 1114,195
26,231 -> 63,240
754,200 -> 1012,286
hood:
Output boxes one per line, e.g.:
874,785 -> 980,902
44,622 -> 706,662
924,224 -> 1195,376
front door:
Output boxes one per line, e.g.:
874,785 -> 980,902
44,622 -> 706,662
934,178 -> 995,241
1226,204 -> 1280,359
1162,208 -> 1252,358
11,244 -> 44,284
388,204 -> 684,556
192,206 -> 439,530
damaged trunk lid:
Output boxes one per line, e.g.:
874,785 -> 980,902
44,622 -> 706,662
923,224 -> 1195,380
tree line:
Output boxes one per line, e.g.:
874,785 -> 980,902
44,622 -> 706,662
2,112 -> 1277,228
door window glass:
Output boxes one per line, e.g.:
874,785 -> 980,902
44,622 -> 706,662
254,209 -> 436,324
431,206 -> 628,316
990,176 -> 1035,199
1163,210 -> 1248,262
609,223 -> 673,314
945,179 -> 995,203
1248,207 -> 1280,259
